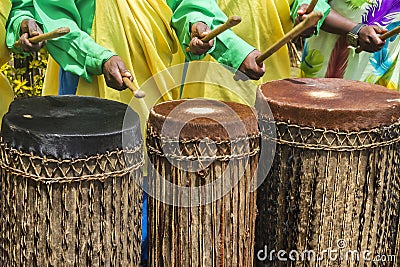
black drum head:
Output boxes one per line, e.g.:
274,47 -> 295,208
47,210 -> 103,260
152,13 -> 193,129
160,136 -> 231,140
1,96 -> 141,159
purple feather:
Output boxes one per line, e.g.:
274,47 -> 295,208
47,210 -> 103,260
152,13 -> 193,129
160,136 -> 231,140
362,0 -> 400,26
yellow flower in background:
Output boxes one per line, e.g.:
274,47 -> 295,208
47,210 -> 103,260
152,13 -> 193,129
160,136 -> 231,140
0,48 -> 48,97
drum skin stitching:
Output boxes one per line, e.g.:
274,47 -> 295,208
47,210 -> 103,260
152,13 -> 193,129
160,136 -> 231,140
0,143 -> 142,163
146,125 -> 261,144
259,119 -> 400,151
0,161 -> 144,184
146,126 -> 261,161
0,142 -> 144,183
147,146 -> 260,161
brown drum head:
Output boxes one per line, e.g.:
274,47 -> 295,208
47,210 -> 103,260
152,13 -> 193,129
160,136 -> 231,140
148,99 -> 259,140
257,78 -> 400,130
1,96 -> 141,159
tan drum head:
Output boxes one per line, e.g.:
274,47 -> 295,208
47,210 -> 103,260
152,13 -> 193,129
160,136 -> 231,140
257,78 -> 400,131
148,99 -> 259,140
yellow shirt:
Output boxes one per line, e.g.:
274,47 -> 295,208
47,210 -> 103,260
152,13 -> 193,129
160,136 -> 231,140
0,0 -> 14,126
218,0 -> 294,83
181,0 -> 293,105
0,0 -> 11,66
43,0 -> 185,138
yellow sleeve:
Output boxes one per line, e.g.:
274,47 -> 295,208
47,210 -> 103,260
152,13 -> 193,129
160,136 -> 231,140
0,0 -> 11,66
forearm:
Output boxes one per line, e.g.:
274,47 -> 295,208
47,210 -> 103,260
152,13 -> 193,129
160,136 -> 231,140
320,9 -> 357,35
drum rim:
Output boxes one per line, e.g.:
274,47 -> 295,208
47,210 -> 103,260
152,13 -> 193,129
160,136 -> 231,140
257,78 -> 400,131
1,95 -> 142,159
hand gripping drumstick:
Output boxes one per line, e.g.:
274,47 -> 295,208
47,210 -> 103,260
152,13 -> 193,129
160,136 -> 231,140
355,25 -> 400,53
185,16 -> 242,52
123,77 -> 146,98
14,27 -> 70,47
255,11 -> 323,64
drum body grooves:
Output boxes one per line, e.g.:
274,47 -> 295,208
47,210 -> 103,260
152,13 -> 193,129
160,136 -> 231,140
0,96 -> 143,266
147,99 -> 260,267
255,78 -> 400,267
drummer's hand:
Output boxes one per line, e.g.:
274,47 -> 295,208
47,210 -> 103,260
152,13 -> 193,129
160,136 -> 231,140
294,4 -> 316,38
189,22 -> 214,55
102,56 -> 132,91
236,50 -> 265,81
18,19 -> 45,52
357,25 -> 387,53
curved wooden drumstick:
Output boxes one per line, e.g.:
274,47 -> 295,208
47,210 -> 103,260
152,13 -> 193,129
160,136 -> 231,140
14,27 -> 70,47
305,0 -> 319,14
185,16 -> 241,52
256,11 -> 323,64
123,77 -> 146,98
355,25 -> 400,53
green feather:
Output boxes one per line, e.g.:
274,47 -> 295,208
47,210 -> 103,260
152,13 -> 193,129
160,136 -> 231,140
300,49 -> 324,78
346,0 -> 372,9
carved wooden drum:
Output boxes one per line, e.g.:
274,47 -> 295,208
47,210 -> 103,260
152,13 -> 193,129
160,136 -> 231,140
0,96 -> 143,266
255,78 -> 400,266
146,99 -> 260,267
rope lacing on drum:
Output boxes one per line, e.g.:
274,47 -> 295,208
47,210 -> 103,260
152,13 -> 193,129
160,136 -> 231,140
146,126 -> 261,162
259,118 -> 400,151
0,140 -> 143,183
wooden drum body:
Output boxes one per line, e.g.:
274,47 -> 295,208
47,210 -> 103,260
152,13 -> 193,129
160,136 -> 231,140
146,99 -> 260,267
255,78 -> 400,266
0,96 -> 143,266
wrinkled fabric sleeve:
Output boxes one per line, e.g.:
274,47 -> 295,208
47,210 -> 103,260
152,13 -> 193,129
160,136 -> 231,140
36,0 -> 115,82
7,0 -> 115,82
169,0 -> 254,70
0,0 -> 12,65
6,0 -> 35,53
290,0 -> 330,34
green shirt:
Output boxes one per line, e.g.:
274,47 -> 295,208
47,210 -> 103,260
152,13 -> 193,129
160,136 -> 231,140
6,0 -> 115,82
167,0 -> 255,70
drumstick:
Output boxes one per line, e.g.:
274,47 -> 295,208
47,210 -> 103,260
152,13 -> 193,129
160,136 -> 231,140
256,11 -> 323,64
14,27 -> 70,47
305,0 -> 319,14
123,77 -> 146,98
185,16 -> 241,52
290,0 -> 319,51
355,25 -> 400,53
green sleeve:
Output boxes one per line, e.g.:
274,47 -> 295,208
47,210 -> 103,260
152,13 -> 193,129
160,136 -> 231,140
7,0 -> 116,82
6,0 -> 35,53
210,30 -> 254,71
290,0 -> 330,34
169,0 -> 216,61
169,0 -> 254,70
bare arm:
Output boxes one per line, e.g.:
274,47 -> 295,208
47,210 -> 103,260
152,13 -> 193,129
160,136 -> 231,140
321,9 -> 387,52
320,9 -> 357,34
